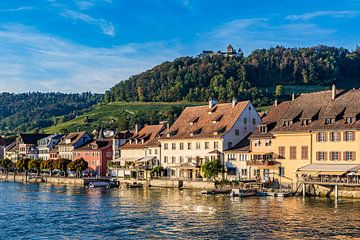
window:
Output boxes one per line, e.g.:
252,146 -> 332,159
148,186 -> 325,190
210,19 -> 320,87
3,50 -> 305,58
330,132 -> 340,142
317,132 -> 326,142
154,149 -> 158,154
106,152 -> 112,157
241,169 -> 247,176
180,156 -> 184,163
196,142 -> 201,150
252,118 -> 256,125
164,143 -> 168,150
344,131 -> 355,142
205,156 -> 209,162
187,157 -> 192,163
244,118 -> 247,124
278,146 -> 285,159
172,156 -> 176,163
265,140 -> 271,146
228,142 -> 233,149
187,142 -> 192,150
301,146 -> 308,160
205,142 -> 210,149
149,149 -> 152,155
214,142 -> 219,149
345,151 -> 355,161
289,146 -> 297,160
164,156 -> 168,163
330,151 -> 340,161
325,118 -> 334,125
254,140 -> 261,147
279,167 -> 285,177
235,129 -> 240,136
180,142 -> 184,150
172,143 -> 176,150
228,154 -> 236,161
316,152 -> 326,161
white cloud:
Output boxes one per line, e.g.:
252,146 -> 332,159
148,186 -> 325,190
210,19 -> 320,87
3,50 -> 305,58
286,10 -> 359,21
0,24 -> 183,93
75,0 -> 95,10
0,6 -> 35,12
61,9 -> 115,36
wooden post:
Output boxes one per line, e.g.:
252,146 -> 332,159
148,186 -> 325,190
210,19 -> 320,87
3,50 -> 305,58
302,183 -> 306,197
335,185 -> 338,199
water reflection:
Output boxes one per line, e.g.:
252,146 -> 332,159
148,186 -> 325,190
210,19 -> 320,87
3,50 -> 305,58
1,182 -> 360,239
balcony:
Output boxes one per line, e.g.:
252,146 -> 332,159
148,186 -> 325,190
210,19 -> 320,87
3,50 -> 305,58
247,160 -> 280,169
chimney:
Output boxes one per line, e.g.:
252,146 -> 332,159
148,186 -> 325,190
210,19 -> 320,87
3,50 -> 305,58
331,84 -> 336,100
291,92 -> 295,101
135,124 -> 139,133
274,99 -> 278,106
232,97 -> 237,107
167,123 -> 170,131
208,98 -> 215,109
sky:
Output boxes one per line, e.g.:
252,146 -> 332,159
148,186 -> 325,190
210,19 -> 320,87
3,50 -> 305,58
0,0 -> 359,93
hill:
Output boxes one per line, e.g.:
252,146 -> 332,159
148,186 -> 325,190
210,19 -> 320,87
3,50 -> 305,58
105,45 -> 360,107
0,92 -> 102,135
43,101 -> 203,134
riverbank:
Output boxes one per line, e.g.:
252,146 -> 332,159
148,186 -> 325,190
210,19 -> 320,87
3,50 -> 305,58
0,173 -> 84,185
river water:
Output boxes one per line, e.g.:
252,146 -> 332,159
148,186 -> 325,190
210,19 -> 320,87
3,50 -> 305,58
0,182 -> 359,239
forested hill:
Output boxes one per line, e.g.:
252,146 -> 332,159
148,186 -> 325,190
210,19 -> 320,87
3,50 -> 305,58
105,45 -> 360,106
0,92 -> 102,135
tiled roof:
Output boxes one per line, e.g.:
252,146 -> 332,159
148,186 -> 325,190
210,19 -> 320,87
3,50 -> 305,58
19,134 -> 50,145
75,139 -> 112,151
252,88 -> 360,138
114,130 -> 133,139
122,125 -> 165,149
224,133 -> 251,153
160,101 -> 249,140
58,132 -> 91,146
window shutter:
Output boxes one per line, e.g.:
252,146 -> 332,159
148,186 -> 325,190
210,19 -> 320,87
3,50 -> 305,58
329,152 -> 332,161
338,151 -> 341,161
353,151 -> 356,161
316,133 -> 319,142
316,152 -> 319,160
343,132 -> 346,141
343,152 -> 346,161
329,132 -> 333,142
324,152 -> 328,161
353,132 -> 356,141
324,132 -> 328,142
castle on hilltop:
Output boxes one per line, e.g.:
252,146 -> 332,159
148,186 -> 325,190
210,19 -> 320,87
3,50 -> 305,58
199,44 -> 238,58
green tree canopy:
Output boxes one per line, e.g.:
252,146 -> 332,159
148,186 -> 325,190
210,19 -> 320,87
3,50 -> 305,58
68,158 -> 88,177
201,159 -> 222,180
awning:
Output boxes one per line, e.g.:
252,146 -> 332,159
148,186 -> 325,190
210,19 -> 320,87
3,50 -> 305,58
137,156 -> 155,163
318,171 -> 346,176
112,156 -> 143,162
297,164 -> 360,173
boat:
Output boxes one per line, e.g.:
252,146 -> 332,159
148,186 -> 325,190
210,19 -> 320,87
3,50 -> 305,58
257,191 -> 269,197
201,189 -> 231,195
230,189 -> 257,197
276,192 -> 292,198
126,183 -> 143,189
89,181 -> 110,188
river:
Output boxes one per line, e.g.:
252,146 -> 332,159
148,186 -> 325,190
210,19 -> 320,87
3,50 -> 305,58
0,182 -> 359,239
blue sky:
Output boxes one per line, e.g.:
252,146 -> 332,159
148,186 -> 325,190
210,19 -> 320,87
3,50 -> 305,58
0,0 -> 359,93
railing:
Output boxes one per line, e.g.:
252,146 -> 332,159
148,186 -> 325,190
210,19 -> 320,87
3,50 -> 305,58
152,176 -> 206,182
108,165 -> 153,170
302,176 -> 360,185
247,160 -> 278,166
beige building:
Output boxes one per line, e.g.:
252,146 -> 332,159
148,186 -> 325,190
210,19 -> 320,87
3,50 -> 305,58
109,124 -> 165,180
159,98 -> 261,179
58,132 -> 92,160
250,85 -> 360,189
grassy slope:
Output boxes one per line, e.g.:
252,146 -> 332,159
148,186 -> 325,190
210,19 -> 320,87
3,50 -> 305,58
43,101 -> 203,133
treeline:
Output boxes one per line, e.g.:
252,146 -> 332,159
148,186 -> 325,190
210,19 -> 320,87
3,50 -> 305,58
0,92 -> 102,134
105,45 -> 360,106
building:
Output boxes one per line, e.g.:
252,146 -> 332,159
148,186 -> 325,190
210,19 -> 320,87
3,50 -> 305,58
73,139 -> 113,176
109,124 -> 165,180
159,98 -> 261,179
18,134 -> 50,159
0,136 -> 5,159
112,130 -> 133,160
58,132 -> 92,160
250,85 -> 360,189
37,134 -> 64,160
4,141 -> 19,161
224,134 -> 251,181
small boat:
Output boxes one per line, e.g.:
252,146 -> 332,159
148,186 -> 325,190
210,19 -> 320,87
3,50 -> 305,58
126,183 -> 143,189
201,189 -> 231,195
276,192 -> 292,198
230,189 -> 257,197
257,191 -> 269,197
89,181 -> 110,188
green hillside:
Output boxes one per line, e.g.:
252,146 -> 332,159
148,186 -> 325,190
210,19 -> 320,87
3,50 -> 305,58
43,101 -> 203,133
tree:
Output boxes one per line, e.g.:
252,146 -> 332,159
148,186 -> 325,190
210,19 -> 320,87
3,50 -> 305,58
150,166 -> 164,177
55,159 -> 72,177
28,159 -> 41,175
40,159 -> 56,176
16,158 -> 30,173
201,159 -> 222,180
274,85 -> 284,97
0,159 -> 14,177
68,158 -> 88,177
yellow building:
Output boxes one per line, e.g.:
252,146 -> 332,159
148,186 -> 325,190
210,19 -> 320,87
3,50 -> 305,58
250,85 -> 360,189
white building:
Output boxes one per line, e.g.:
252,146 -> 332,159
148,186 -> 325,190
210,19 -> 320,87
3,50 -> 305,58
37,134 -> 64,160
57,132 -> 92,160
159,98 -> 261,179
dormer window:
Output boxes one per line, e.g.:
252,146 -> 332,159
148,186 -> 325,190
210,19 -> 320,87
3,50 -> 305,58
189,116 -> 199,125
213,126 -> 226,136
259,125 -> 267,134
325,118 -> 334,125
190,128 -> 202,136
346,117 -> 355,124
301,119 -> 310,126
212,115 -> 223,123
208,106 -> 217,114
283,120 -> 292,127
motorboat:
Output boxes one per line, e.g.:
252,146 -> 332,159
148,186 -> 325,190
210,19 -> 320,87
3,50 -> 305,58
89,181 -> 110,188
230,189 -> 257,197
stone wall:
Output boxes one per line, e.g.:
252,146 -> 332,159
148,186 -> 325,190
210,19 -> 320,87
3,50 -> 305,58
150,179 -> 180,188
0,174 -> 84,186
307,184 -> 360,199
182,180 -> 215,189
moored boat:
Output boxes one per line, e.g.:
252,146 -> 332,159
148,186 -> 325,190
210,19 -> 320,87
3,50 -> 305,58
89,181 -> 110,188
230,189 -> 257,197
201,189 -> 232,195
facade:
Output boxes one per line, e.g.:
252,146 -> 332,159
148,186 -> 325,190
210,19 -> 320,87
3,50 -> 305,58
112,130 -> 133,160
4,141 -> 19,161
73,139 -> 113,176
0,136 -> 5,159
109,124 -> 165,180
58,132 -> 92,160
37,134 -> 64,160
159,98 -> 261,179
250,85 -> 360,189
18,134 -> 50,159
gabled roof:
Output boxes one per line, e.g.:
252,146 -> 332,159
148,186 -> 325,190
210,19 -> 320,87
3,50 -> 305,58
113,130 -> 133,139
58,132 -> 91,146
75,139 -> 112,151
122,125 -> 165,149
19,134 -> 50,145
161,101 -> 250,140
224,133 -> 251,153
